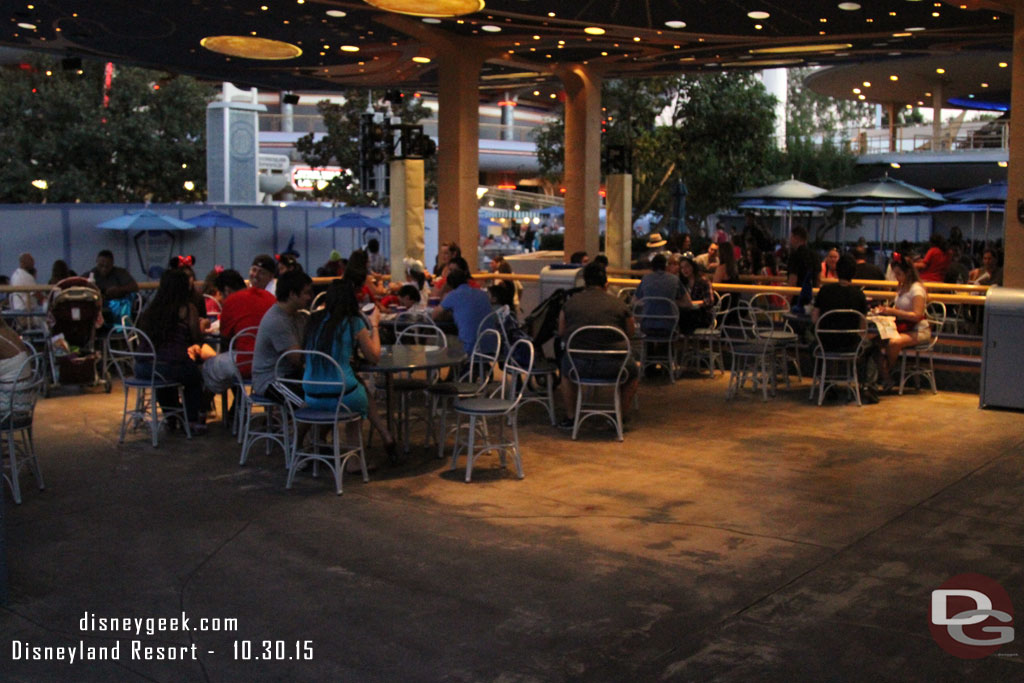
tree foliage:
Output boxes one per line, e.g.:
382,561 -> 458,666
533,73 -> 779,224
294,89 -> 435,206
0,56 -> 212,203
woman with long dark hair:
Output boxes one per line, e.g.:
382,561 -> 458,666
677,255 -> 714,334
136,269 -> 206,433
303,279 -> 395,461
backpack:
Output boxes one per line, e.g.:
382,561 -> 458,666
524,286 -> 581,347
497,306 -> 534,368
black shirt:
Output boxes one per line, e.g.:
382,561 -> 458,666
853,262 -> 886,281
813,283 -> 867,352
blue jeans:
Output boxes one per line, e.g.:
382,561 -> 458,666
135,359 -> 203,422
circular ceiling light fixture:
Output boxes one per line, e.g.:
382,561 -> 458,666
422,17 -> 442,23
16,22 -> 37,30
412,56 -> 432,63
665,20 -> 686,29
747,11 -> 770,20
326,10 -> 347,17
838,2 -> 860,9
481,24 -> 501,32
340,45 -> 360,52
362,0 -> 484,17
200,36 -> 302,60
584,26 -> 606,35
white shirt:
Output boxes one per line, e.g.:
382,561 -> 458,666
10,267 -> 37,312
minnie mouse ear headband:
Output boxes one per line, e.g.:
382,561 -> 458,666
891,251 -> 908,267
171,254 -> 194,268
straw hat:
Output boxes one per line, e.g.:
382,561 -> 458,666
646,232 -> 667,249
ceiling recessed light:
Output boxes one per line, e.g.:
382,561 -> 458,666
857,94 -> 866,100
998,161 -> 1008,168
747,11 -> 770,20
422,17 -> 442,24
890,75 -> 898,81
16,22 -> 36,30
412,56 -> 431,63
982,82 -> 989,87
837,2 -> 861,10
584,26 -> 605,35
665,20 -> 686,29
326,10 -> 347,17
999,62 -> 1008,68
852,88 -> 861,94
532,90 -> 540,96
905,27 -> 925,32
936,67 -> 945,74
890,162 -> 901,169
481,24 -> 501,32
863,81 -> 871,87
340,45 -> 359,52
892,32 -> 912,37
363,0 -> 484,17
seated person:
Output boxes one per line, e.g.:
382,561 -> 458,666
89,249 -> 139,329
969,248 -> 1003,286
251,270 -> 313,399
556,262 -> 640,430
201,269 -> 276,394
303,279 -> 395,463
811,254 -> 868,353
872,253 -> 929,392
634,253 -> 688,335
135,269 -> 206,434
433,266 -> 492,353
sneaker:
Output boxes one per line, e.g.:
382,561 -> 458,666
557,417 -> 575,430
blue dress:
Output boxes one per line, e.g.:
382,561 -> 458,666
302,316 -> 369,417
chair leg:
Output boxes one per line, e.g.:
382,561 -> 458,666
7,431 -> 22,504
571,385 -> 583,440
544,376 -> 556,426
332,423 -> 343,495
511,411 -> 524,479
613,387 -> 624,442
449,413 -> 463,471
119,386 -> 131,444
150,388 -> 160,447
898,353 -> 908,395
465,415 -> 477,483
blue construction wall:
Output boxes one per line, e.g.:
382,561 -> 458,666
0,204 -> 440,283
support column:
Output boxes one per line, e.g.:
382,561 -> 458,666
559,64 -> 602,261
437,51 -> 483,271
500,92 -> 516,141
887,102 -> 897,153
1005,1 -> 1024,287
389,159 -> 426,283
605,174 -> 632,270
931,84 -> 943,151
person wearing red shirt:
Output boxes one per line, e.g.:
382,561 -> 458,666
914,234 -> 951,283
201,269 -> 276,397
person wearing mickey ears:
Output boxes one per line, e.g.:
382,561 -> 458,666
872,252 -> 929,393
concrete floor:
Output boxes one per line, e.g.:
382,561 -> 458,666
1,374 -> 1022,681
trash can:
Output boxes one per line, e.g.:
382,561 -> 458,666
539,264 -> 584,302
980,287 -> 1024,410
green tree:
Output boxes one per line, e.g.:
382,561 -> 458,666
294,89 -> 435,206
0,57 -> 212,203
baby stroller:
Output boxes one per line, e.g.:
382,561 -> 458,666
45,277 -> 111,393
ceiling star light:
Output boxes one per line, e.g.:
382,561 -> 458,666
481,24 -> 501,32
326,10 -> 347,17
362,0 -> 484,17
838,2 -> 861,9
412,56 -> 431,63
747,11 -> 770,19
665,20 -> 686,29
340,45 -> 359,52
936,67 -> 945,73
890,75 -> 898,80
999,62 -> 1008,68
422,18 -> 441,23
16,22 -> 36,30
200,36 -> 302,60
749,43 -> 852,54
584,26 -> 606,35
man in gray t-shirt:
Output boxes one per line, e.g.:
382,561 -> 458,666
251,271 -> 312,396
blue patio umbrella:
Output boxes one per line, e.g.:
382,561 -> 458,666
96,209 -> 195,231
96,210 -> 197,278
821,176 -> 946,252
945,180 -> 1006,243
312,212 -> 389,230
537,206 -> 565,217
185,210 -> 258,266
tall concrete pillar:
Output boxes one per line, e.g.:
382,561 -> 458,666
605,174 -> 632,270
559,64 -> 602,261
437,51 -> 483,271
887,102 -> 897,153
500,93 -> 516,141
206,83 -> 266,205
1005,1 -> 1024,287
931,84 -> 944,151
389,159 -> 426,283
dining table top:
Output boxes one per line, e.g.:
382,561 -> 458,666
365,343 -> 466,373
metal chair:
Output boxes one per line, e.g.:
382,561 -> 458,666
748,291 -> 803,387
393,322 -> 448,451
686,291 -> 728,376
489,305 -> 558,425
228,326 -> 259,441
451,338 -> 534,482
107,326 -> 192,447
564,325 -> 632,441
309,290 -> 327,312
721,305 -> 774,401
427,328 -> 501,460
899,301 -> 946,395
1,351 -> 46,504
810,309 -> 868,406
275,350 -> 367,495
236,332 -> 290,468
631,296 -> 681,382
